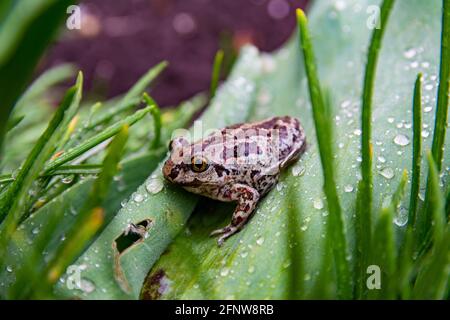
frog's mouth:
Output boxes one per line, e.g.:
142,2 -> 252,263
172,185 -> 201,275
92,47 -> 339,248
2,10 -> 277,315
177,178 -> 203,187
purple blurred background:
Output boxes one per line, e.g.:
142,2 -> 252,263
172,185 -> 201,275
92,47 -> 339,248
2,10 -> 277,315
42,0 -> 309,106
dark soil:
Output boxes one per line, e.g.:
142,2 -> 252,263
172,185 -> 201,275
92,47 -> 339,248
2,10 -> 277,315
42,0 -> 309,106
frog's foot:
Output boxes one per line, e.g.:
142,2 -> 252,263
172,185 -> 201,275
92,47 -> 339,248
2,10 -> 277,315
210,225 -> 240,246
210,184 -> 260,246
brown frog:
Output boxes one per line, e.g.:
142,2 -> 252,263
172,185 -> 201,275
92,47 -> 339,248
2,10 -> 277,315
163,116 -> 306,245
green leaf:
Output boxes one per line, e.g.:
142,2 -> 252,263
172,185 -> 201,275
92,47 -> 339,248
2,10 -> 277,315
55,46 -> 262,299
0,74 -> 82,277
369,206 -> 396,299
412,153 -> 449,299
0,73 -> 82,222
296,8 -> 351,299
142,93 -> 162,150
43,126 -> 129,288
409,73 -> 423,226
357,0 -> 396,299
419,0 -> 450,242
0,0 -> 74,153
140,0 -> 449,300
210,50 -> 224,99
43,105 -> 152,174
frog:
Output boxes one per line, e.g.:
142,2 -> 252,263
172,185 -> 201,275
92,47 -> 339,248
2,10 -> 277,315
162,116 -> 306,245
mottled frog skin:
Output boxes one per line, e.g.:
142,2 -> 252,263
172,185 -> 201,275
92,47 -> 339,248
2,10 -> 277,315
163,116 -> 306,245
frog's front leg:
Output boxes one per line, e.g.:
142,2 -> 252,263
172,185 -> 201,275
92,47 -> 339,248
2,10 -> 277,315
210,183 -> 260,246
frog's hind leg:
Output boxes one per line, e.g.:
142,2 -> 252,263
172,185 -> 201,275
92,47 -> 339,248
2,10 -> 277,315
210,184 -> 260,246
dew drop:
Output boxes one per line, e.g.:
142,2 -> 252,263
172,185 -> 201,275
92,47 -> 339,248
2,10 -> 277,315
421,130 -> 430,138
394,207 -> 408,227
344,185 -> 354,193
313,198 -> 324,210
393,134 -> 410,147
79,278 -> 96,293
379,167 -> 395,180
133,193 -> 144,203
220,268 -> 230,277
146,176 -> 164,194
403,48 -> 417,59
61,176 -> 74,184
6,266 -> 13,273
377,156 -> 386,163
292,165 -> 305,177
256,237 -> 265,246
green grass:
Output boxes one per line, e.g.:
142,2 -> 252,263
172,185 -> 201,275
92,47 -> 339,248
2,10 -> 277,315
419,0 -> 450,242
0,0 -> 448,300
409,73 -> 423,227
357,0 -> 396,299
296,8 -> 351,299
210,50 -> 224,99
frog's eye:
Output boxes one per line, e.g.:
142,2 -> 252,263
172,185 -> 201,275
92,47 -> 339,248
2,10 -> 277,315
190,156 -> 209,173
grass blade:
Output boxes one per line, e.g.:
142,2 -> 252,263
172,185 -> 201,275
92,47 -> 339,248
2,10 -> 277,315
430,0 -> 450,171
357,0 -> 395,298
121,61 -> 167,104
0,0 -> 74,154
296,8 -> 351,299
44,164 -> 103,176
44,106 -> 152,174
285,184 -> 304,299
6,115 -> 25,132
418,0 -> 450,243
412,152 -> 449,299
369,206 -> 396,299
86,99 -> 139,130
44,126 -> 129,288
409,73 -> 423,227
426,152 -> 445,244
210,50 -> 224,99
142,93 -> 162,150
0,76 -> 83,274
13,64 -> 75,113
0,74 -> 82,220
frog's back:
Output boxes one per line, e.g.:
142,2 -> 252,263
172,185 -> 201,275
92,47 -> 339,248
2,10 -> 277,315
224,116 -> 306,166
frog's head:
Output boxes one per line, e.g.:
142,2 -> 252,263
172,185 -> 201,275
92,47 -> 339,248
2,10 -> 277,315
163,136 -> 226,187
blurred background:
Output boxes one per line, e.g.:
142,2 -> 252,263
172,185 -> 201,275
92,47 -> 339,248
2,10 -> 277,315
40,0 -> 309,107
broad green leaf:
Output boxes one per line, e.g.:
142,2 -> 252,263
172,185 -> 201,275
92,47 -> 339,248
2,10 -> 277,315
141,0 -> 450,299
55,46 -> 262,299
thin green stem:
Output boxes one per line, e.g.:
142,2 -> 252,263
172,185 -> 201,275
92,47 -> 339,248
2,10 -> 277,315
419,0 -> 450,243
357,0 -> 395,299
296,8 -> 351,299
430,0 -> 450,171
142,93 -> 162,150
210,50 -> 224,100
409,73 -> 423,227
44,106 -> 151,174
